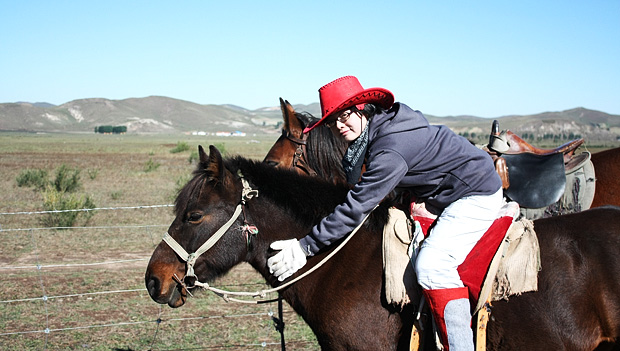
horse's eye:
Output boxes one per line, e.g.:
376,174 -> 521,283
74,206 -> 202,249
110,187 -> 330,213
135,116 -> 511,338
264,160 -> 279,167
187,212 -> 203,223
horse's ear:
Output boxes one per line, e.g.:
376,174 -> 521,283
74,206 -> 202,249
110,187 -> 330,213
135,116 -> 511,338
198,145 -> 209,164
206,145 -> 225,181
279,97 -> 289,130
280,98 -> 303,138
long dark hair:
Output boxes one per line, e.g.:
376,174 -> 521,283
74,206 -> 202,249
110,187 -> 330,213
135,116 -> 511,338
350,103 -> 386,119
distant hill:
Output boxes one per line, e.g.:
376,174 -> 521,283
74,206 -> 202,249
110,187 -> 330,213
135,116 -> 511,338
0,97 -> 278,134
1,96 -> 619,143
425,107 -> 620,144
14,102 -> 57,108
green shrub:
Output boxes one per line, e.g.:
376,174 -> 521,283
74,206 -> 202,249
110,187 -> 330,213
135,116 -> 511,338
17,165 -> 95,228
16,169 -> 49,191
87,168 -> 99,180
53,164 -> 82,193
144,158 -> 160,172
188,149 -> 198,164
41,188 -> 96,228
170,141 -> 190,153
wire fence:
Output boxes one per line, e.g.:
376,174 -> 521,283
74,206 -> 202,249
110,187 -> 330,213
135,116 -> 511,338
0,205 -> 317,350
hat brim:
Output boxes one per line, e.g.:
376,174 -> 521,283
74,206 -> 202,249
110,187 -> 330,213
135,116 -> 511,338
303,87 -> 394,133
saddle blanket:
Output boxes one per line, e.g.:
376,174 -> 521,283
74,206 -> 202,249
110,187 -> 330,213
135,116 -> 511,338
383,201 -> 540,312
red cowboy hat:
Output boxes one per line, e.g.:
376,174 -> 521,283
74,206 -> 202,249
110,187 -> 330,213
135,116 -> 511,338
303,76 -> 394,133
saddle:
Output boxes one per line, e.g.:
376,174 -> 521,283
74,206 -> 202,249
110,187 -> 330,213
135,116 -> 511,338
487,120 -> 584,161
484,120 -> 595,216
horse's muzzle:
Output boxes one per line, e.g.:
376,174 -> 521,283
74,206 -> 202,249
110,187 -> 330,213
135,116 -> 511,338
145,273 -> 187,308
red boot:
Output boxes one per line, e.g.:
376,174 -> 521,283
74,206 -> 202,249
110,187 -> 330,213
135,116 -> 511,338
423,287 -> 474,351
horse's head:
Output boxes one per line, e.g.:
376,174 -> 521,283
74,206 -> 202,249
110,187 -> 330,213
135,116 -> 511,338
263,98 -> 314,173
145,145 -> 253,308
264,98 -> 348,184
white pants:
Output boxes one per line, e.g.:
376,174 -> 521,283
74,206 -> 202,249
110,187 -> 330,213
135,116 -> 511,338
415,189 -> 503,290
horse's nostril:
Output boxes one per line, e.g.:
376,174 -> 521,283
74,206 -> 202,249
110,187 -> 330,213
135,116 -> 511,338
183,275 -> 196,288
146,276 -> 160,299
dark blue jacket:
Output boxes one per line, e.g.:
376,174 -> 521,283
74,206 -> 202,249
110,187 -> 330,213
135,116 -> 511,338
299,103 -> 502,256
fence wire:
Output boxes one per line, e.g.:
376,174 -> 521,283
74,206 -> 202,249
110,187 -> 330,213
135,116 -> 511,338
0,205 -> 316,350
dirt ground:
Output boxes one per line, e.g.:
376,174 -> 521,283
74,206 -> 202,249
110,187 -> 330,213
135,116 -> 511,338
0,132 -> 318,350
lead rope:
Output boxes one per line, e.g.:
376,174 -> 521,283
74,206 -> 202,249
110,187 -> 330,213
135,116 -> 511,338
198,204 -> 378,304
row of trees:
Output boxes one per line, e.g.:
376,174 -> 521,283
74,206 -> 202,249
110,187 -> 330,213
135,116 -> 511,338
94,125 -> 127,134
520,132 -> 583,141
459,131 -> 583,142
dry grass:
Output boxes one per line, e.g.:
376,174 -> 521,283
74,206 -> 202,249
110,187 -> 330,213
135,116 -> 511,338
0,132 -> 319,350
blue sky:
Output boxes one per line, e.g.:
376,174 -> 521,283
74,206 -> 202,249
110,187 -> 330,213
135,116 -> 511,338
1,1 -> 619,117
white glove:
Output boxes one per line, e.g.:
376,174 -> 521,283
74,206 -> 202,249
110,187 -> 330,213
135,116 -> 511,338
267,239 -> 307,282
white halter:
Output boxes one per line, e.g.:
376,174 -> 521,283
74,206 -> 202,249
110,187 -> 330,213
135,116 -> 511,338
162,172 -> 258,285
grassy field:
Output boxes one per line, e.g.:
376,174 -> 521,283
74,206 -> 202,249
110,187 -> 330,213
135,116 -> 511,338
1,131 -> 615,350
0,132 -> 320,350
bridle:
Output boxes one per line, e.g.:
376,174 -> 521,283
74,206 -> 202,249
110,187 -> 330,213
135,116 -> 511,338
162,171 -> 259,291
159,170 -> 374,304
282,129 -> 317,177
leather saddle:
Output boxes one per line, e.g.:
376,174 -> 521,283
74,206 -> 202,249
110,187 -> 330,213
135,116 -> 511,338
484,120 -> 586,208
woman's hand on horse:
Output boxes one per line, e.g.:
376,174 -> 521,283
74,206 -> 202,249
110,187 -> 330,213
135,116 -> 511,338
267,239 -> 308,281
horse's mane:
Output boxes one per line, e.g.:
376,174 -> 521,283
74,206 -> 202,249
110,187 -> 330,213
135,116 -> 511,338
176,153 -> 390,231
297,112 -> 348,183
228,156 -> 350,228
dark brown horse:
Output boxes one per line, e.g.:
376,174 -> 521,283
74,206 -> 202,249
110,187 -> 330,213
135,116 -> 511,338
146,145 -> 620,350
266,100 -> 620,209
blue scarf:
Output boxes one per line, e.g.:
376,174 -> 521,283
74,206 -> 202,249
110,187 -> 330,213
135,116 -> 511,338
342,122 -> 369,185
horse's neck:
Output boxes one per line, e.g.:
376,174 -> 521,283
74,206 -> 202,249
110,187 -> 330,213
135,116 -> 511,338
250,215 -> 385,305
245,208 -> 313,285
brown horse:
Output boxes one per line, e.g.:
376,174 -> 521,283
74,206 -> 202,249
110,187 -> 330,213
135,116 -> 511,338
590,147 -> 620,208
263,98 -> 348,184
146,145 -> 620,350
266,101 -> 620,209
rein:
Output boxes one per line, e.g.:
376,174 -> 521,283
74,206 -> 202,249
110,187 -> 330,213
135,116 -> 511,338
161,170 -> 375,304
282,129 -> 317,177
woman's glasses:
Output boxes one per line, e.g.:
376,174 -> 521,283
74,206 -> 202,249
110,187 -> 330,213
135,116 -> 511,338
325,110 -> 353,128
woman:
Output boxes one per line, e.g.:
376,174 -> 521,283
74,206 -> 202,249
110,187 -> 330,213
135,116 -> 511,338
268,76 -> 503,351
